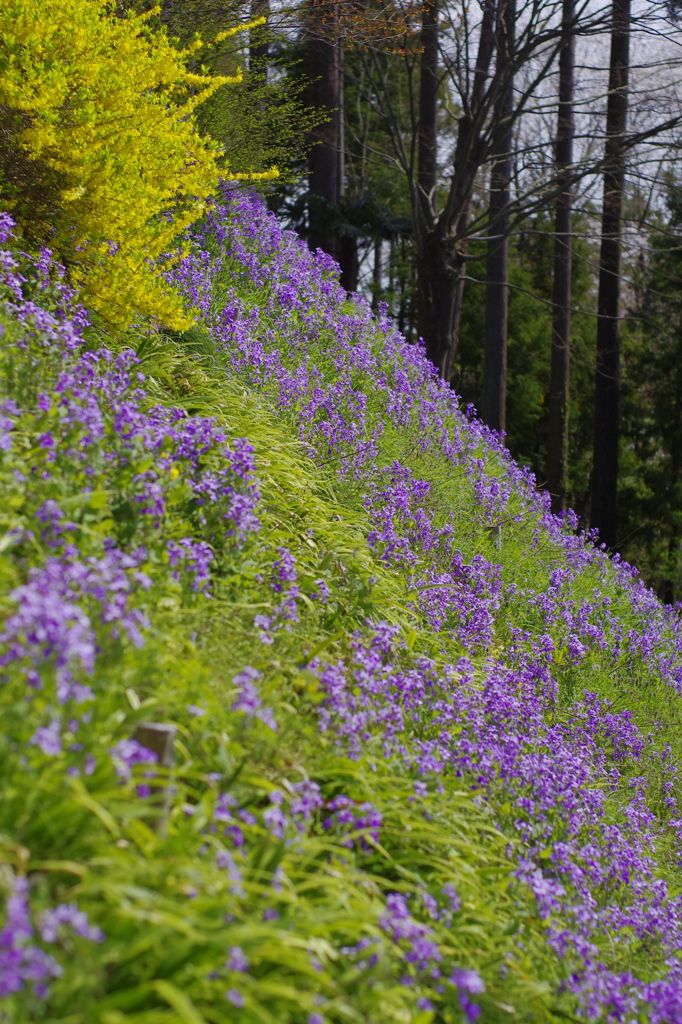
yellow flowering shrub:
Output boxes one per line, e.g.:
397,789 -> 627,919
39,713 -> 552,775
0,0 -> 270,327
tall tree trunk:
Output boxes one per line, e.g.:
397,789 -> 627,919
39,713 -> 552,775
591,0 -> 630,549
482,0 -> 515,434
307,0 -> 343,256
418,239 -> 461,375
372,238 -> 382,311
335,56 -> 360,292
662,319 -> 682,602
417,0 -> 448,369
418,0 -> 497,380
306,1 -> 357,289
418,0 -> 439,219
547,0 -> 576,513
337,233 -> 359,292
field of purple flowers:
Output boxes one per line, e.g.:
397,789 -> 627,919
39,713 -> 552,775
2,190 -> 682,1023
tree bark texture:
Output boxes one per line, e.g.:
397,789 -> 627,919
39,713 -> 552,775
591,0 -> 630,549
418,0 -> 497,380
482,0 -> 515,435
372,238 -> 382,311
547,0 -> 576,513
417,0 -> 447,370
418,238 -> 462,377
337,233 -> 359,292
418,0 -> 439,218
307,0 -> 344,255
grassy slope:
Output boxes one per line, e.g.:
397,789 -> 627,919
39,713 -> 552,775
0,307 -> 571,1023
2,195 -> 682,1023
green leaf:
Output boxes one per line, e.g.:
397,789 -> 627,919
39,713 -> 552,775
88,489 -> 110,510
153,981 -> 208,1023
68,780 -> 121,836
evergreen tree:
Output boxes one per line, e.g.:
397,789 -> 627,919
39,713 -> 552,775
621,185 -> 682,601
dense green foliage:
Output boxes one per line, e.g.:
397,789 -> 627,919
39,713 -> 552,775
620,187 -> 682,601
0,219 -> 570,1023
3,193 -> 682,1021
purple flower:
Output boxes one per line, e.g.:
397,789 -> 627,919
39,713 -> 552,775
0,877 -> 63,998
323,794 -> 382,849
216,849 -> 244,896
379,893 -> 442,971
230,667 -> 278,731
442,883 -> 461,916
110,738 -> 158,781
225,987 -> 245,1007
291,779 -> 323,829
0,211 -> 15,245
39,903 -> 104,944
30,719 -> 62,757
264,801 -> 288,839
0,549 -> 152,697
167,538 -> 214,593
226,946 -> 249,972
451,969 -> 485,1023
451,968 -> 485,995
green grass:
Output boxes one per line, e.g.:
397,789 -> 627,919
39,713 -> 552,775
2,237 -> 682,1023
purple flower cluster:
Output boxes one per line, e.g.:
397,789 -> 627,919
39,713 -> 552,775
323,795 -> 383,849
451,967 -> 486,1022
39,903 -> 104,944
225,945 -> 249,972
0,398 -> 19,452
167,537 -> 214,593
379,893 -> 442,972
211,776 -> 324,854
0,211 -> 261,566
253,546 -> 301,643
170,188 -> 546,531
0,215 -> 265,763
163,189 -> 682,1018
230,666 -> 278,732
310,621 -> 682,1019
0,549 -> 151,701
0,216 -> 88,353
110,737 -> 159,789
0,876 -> 101,999
32,346 -> 261,549
0,877 -> 61,999
411,552 -> 503,650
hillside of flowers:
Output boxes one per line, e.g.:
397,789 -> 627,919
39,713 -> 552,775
2,190 -> 682,1024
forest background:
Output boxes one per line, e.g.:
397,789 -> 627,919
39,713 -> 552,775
5,0 -> 682,598
114,0 -> 682,603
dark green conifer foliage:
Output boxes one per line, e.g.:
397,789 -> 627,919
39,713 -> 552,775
621,184 -> 682,600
